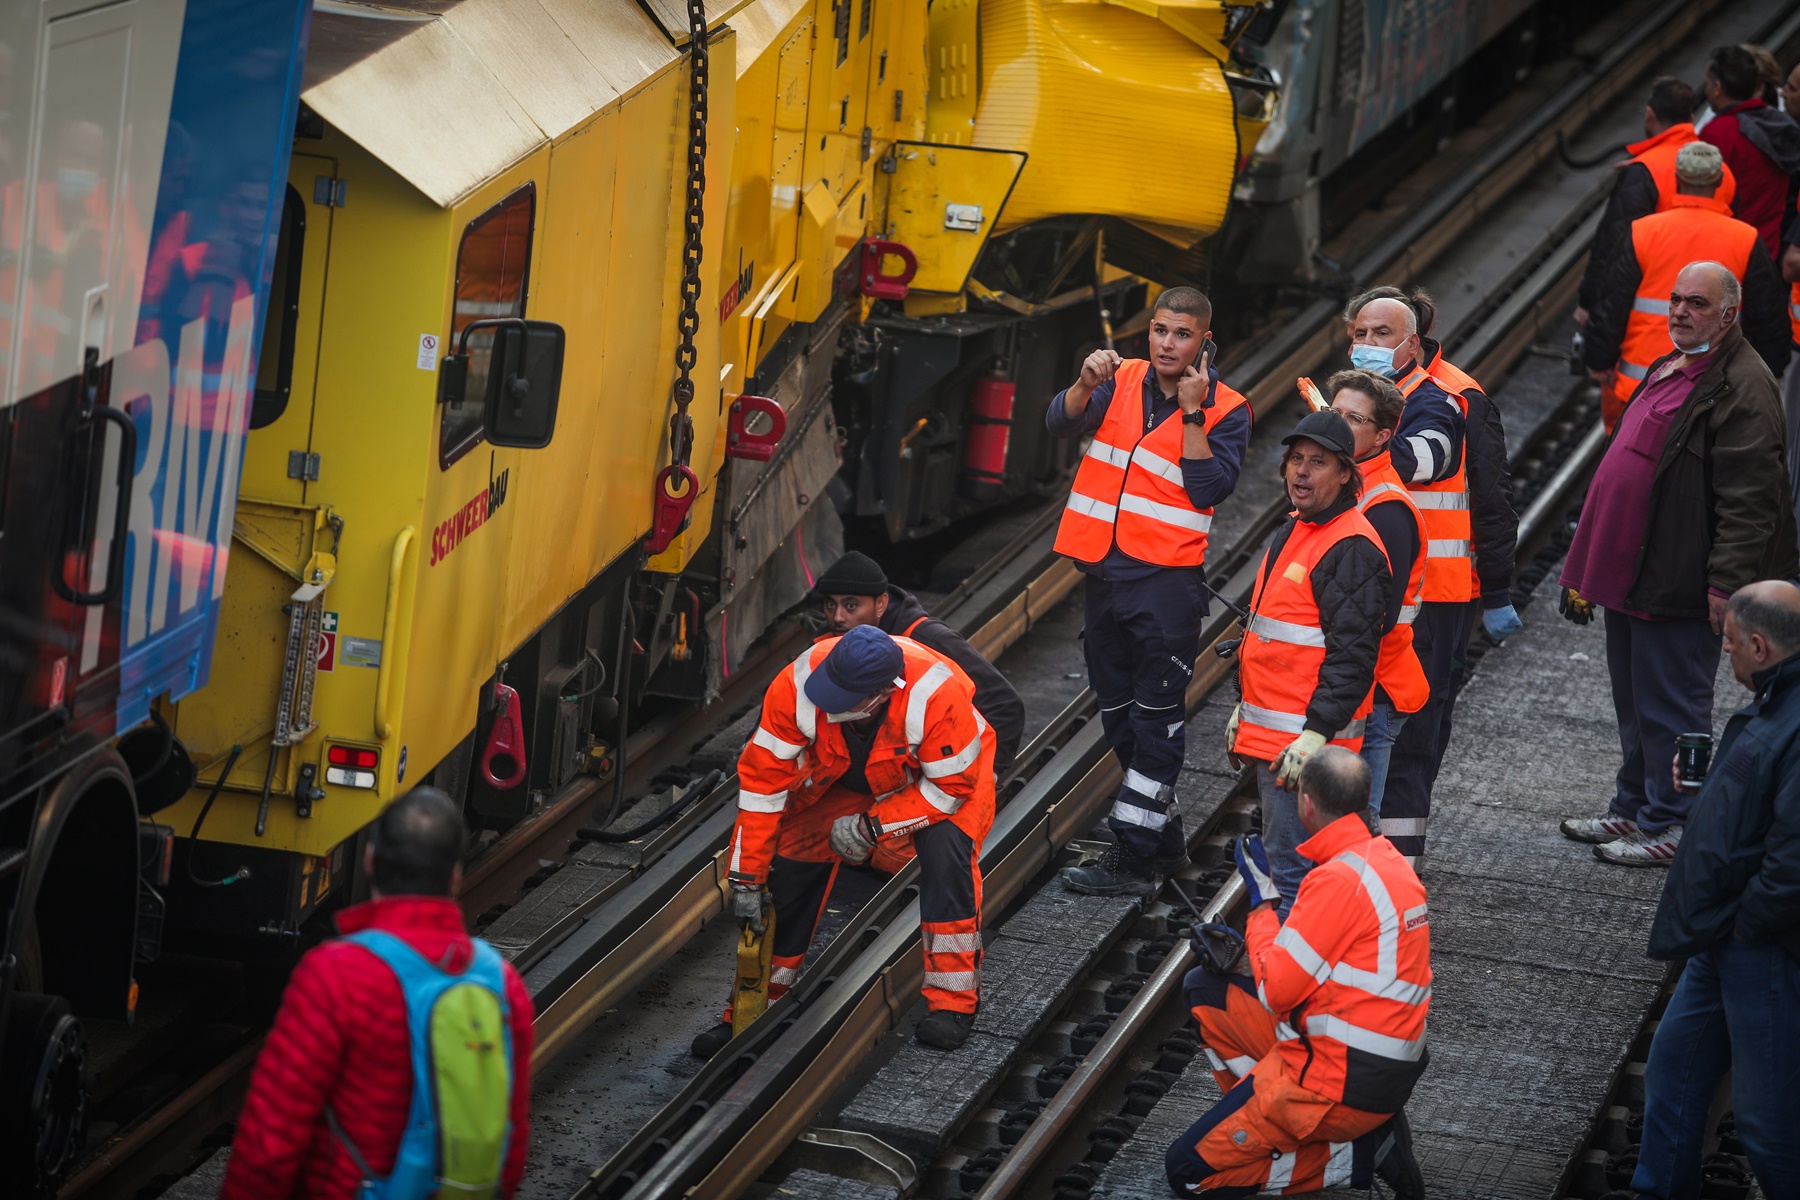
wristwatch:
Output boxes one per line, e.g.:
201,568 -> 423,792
1182,409 -> 1207,426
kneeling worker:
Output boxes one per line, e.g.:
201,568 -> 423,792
1229,411 -> 1390,910
692,625 -> 995,1056
813,550 -> 1026,769
1165,748 -> 1427,1198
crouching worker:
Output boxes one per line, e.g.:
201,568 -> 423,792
691,624 -> 996,1058
223,788 -> 534,1200
1166,748 -> 1427,1198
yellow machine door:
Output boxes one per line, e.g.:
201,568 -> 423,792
883,143 -> 1026,294
240,152 -> 337,506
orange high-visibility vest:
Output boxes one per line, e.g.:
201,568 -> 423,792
1422,348 -> 1489,601
1244,813 -> 1431,1112
1231,504 -> 1382,760
1607,195 -> 1758,415
1396,365 -> 1474,603
1623,123 -> 1737,213
1357,451 -> 1429,714
1053,359 -> 1250,567
730,635 -> 997,887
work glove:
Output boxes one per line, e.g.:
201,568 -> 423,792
1482,603 -> 1523,643
1272,729 -> 1327,792
1233,834 -> 1279,910
829,813 -> 880,863
731,885 -> 770,934
1559,587 -> 1594,626
1224,702 -> 1244,771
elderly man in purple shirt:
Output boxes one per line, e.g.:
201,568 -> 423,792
1560,260 -> 1798,866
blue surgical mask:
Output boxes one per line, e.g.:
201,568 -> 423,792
1349,343 -> 1400,378
57,167 -> 98,204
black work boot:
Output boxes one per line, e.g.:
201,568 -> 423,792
690,1021 -> 735,1060
1371,1111 -> 1425,1200
915,1008 -> 975,1050
1060,842 -> 1158,897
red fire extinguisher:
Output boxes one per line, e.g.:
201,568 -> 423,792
959,366 -> 1015,501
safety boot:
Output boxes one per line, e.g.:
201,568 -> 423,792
915,1008 -> 975,1050
1371,1111 -> 1424,1200
689,1021 -> 735,1060
1060,842 -> 1158,897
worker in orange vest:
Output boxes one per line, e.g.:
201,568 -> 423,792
1575,77 -> 1737,330
1583,141 -> 1790,431
1165,747 -> 1427,1199
812,550 -> 1026,769
1046,287 -> 1253,896
690,625 -> 996,1058
1227,411 -> 1391,911
1324,371 -> 1428,821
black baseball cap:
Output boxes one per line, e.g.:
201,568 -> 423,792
1280,410 -> 1356,457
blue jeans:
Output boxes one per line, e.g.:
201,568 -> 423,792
1632,940 -> 1800,1199
1360,701 -> 1408,823
1255,764 -> 1310,914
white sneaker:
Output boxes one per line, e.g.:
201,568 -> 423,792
1561,812 -> 1640,844
1594,825 -> 1682,867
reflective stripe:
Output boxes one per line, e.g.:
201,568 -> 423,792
793,652 -> 819,740
1110,800 -> 1170,830
1202,1048 -> 1257,1078
1064,490 -> 1118,523
1129,443 -> 1185,486
1274,925 -> 1330,984
905,662 -> 954,746
1324,1141 -> 1356,1188
770,964 -> 803,985
1632,296 -> 1671,315
1247,614 -> 1326,648
923,970 -> 980,992
924,931 -> 983,954
883,813 -> 934,836
1321,852 -> 1432,1006
1358,482 -> 1409,510
729,827 -> 745,878
1241,702 -> 1365,740
1619,359 -> 1650,380
919,777 -> 963,814
922,730 -> 983,778
1380,817 -> 1427,837
1267,1148 -> 1296,1192
1404,490 -> 1468,510
1085,438 -> 1132,469
1118,492 -> 1212,532
1403,435 -> 1443,482
1428,539 -> 1471,558
1303,1012 -> 1427,1060
752,726 -> 806,760
739,789 -> 789,813
1791,301 -> 1800,320
1397,604 -> 1420,624
1122,768 -> 1166,799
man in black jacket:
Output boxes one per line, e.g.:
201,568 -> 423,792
813,551 -> 1026,769
1631,580 -> 1800,1199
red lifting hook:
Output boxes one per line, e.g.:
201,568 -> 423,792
481,682 -> 528,790
859,239 -> 918,301
726,395 -> 786,461
646,463 -> 699,555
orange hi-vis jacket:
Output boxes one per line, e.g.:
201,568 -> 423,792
729,636 -> 997,888
1608,194 -> 1759,412
1788,191 -> 1800,346
1395,364 -> 1473,603
1246,812 -> 1432,1113
1357,451 -> 1429,714
1053,358 -> 1251,567
1421,348 -> 1490,601
1232,504 -> 1383,761
1624,122 -> 1738,214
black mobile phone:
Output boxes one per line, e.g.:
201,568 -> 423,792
1197,336 -> 1218,407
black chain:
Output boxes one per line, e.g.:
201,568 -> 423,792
669,0 -> 709,467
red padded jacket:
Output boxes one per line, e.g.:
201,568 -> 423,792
220,896 -> 534,1199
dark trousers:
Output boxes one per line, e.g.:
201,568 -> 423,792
1632,941 -> 1800,1198
1082,571 -> 1205,860
1603,608 -> 1719,832
1382,599 -> 1478,857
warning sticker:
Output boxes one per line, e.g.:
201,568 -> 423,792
317,611 -> 338,672
417,333 -> 440,371
342,636 -> 383,668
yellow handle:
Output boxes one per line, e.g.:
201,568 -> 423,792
375,526 -> 416,740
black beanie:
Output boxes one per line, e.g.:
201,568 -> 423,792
815,551 -> 889,596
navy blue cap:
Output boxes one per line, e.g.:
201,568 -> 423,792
805,625 -> 905,712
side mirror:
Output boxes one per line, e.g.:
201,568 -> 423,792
438,317 -> 566,450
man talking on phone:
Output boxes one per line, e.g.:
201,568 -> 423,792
1048,287 -> 1253,895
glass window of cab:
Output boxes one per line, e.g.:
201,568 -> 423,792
441,184 -> 534,467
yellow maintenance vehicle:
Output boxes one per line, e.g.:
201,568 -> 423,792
148,0 -> 1274,947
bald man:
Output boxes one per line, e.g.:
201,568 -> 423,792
1562,262 -> 1798,867
1633,580 -> 1800,1197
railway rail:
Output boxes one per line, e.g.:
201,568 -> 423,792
72,0 -> 1776,1193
